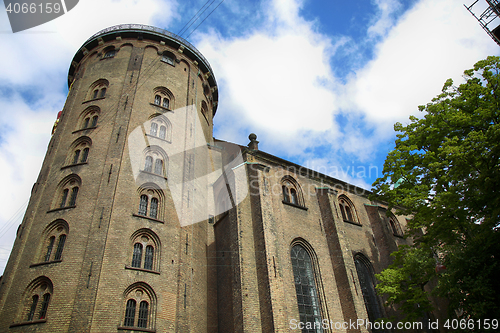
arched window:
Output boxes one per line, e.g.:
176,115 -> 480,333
39,220 -> 69,263
161,51 -> 175,66
132,243 -> 143,268
144,156 -> 153,173
78,106 -> 100,130
147,115 -> 172,142
338,195 -> 358,224
142,147 -> 168,177
389,217 -> 403,236
150,198 -> 158,219
138,195 -> 148,216
281,176 -> 304,207
154,160 -> 163,175
152,86 -> 174,110
354,255 -> 383,324
136,185 -> 164,221
124,299 -> 136,327
150,122 -> 158,136
159,125 -> 166,140
154,95 -> 161,105
68,137 -> 92,166
291,243 -> 322,331
81,148 -> 90,163
103,48 -> 116,59
21,277 -> 53,323
87,79 -> 109,101
128,229 -> 160,272
54,175 -> 81,209
121,283 -> 156,330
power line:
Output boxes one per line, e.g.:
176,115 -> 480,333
185,0 -> 225,40
177,0 -> 216,37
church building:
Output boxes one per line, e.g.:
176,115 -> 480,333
0,24 -> 426,333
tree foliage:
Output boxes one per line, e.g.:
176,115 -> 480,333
372,56 -> 500,323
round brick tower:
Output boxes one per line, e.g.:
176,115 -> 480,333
0,24 -> 220,332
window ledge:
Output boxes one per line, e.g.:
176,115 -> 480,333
47,206 -> 76,213
82,97 -> 105,104
10,319 -> 47,328
30,260 -> 62,268
282,200 -> 308,211
343,219 -> 362,227
393,233 -> 405,239
145,134 -> 171,144
118,326 -> 156,332
132,214 -> 164,224
72,126 -> 98,134
149,102 -> 172,112
125,265 -> 160,275
61,162 -> 88,170
139,170 -> 167,180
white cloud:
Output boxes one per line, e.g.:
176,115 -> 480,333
349,0 -> 498,132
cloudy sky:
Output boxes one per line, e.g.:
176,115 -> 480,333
0,0 -> 498,274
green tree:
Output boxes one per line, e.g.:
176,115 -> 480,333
372,56 -> 500,323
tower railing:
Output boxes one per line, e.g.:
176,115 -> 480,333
84,24 -> 214,74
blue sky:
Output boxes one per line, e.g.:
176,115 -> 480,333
0,0 -> 498,274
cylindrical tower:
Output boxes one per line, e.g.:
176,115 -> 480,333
0,24 -> 220,332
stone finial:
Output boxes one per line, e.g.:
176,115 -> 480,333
248,133 -> 259,150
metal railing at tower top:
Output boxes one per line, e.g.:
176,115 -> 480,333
465,0 -> 500,46
84,24 -> 214,74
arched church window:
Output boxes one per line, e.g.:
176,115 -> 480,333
338,195 -> 358,224
291,242 -> 322,332
354,254 -> 383,324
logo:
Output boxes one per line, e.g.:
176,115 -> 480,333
128,105 -> 248,227
4,0 -> 79,33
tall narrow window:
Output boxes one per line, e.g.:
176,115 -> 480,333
132,243 -> 143,268
290,188 -> 298,205
144,156 -> 153,173
99,87 -> 106,98
93,89 -> 99,99
150,123 -> 158,136
138,195 -> 148,216
339,196 -> 357,223
144,246 -> 154,270
291,244 -> 322,332
159,126 -> 166,140
154,159 -> 163,175
150,198 -> 158,219
137,301 -> 149,328
355,256 -> 382,324
27,295 -> 39,321
154,95 -> 161,105
60,189 -> 69,208
68,187 -> 79,206
162,98 -> 169,109
72,150 -> 81,164
54,234 -> 66,260
81,148 -> 89,163
38,293 -> 51,319
44,236 -> 55,262
124,299 -> 136,327
91,115 -> 98,127
282,185 -> 289,203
